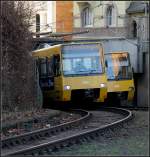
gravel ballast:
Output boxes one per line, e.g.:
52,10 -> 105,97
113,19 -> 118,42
53,110 -> 149,156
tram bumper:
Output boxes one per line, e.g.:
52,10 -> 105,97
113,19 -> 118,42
62,87 -> 107,102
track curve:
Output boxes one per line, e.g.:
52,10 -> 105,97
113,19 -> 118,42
2,109 -> 91,156
2,107 -> 133,156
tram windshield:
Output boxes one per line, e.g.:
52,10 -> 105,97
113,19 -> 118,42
62,44 -> 103,76
105,53 -> 133,80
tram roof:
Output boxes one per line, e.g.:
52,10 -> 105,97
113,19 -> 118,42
32,42 -> 103,58
32,44 -> 61,57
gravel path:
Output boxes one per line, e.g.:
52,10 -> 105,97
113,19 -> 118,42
53,110 -> 149,156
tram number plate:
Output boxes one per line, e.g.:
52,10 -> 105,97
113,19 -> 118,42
114,84 -> 120,88
82,81 -> 89,84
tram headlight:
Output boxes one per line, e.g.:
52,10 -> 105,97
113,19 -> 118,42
100,83 -> 106,88
64,85 -> 71,90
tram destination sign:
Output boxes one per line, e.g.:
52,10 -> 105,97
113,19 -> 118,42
62,43 -> 100,53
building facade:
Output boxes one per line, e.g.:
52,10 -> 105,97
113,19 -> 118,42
126,1 -> 149,40
73,1 -> 131,38
52,1 -> 131,36
52,1 -> 73,33
126,1 -> 149,107
29,1 -> 53,34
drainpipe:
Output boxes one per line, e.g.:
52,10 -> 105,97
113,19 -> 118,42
137,36 -> 142,73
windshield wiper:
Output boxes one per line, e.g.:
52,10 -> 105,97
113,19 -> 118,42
115,76 -> 120,80
90,70 -> 96,72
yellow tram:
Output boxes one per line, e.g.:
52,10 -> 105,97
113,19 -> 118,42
32,42 -> 107,105
105,52 -> 135,106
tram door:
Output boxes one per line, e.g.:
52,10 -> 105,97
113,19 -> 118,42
37,55 -> 62,101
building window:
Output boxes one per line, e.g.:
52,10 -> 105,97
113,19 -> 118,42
106,5 -> 117,27
133,20 -> 137,38
81,7 -> 92,27
106,6 -> 112,26
36,14 -> 40,33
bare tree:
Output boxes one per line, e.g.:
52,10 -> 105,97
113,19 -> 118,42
1,1 -> 40,113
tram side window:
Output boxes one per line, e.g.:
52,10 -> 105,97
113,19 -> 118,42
53,55 -> 61,76
105,53 -> 133,80
38,55 -> 61,77
40,58 -> 47,76
47,57 -> 55,77
37,57 -> 54,90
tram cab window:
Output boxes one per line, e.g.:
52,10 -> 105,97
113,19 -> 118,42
62,44 -> 103,76
105,53 -> 133,80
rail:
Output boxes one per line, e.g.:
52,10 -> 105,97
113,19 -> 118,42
2,107 -> 133,156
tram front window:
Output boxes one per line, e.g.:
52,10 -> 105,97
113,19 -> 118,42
105,53 -> 132,80
62,44 -> 103,76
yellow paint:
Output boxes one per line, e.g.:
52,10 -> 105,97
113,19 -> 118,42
99,87 -> 107,102
107,77 -> 134,101
63,90 -> 71,101
32,45 -> 61,58
62,75 -> 107,102
107,79 -> 134,92
106,52 -> 135,101
128,88 -> 135,101
63,75 -> 107,90
44,75 -> 107,102
107,74 -> 135,101
32,42 -> 108,102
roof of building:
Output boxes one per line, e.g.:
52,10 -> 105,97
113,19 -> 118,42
126,2 -> 149,14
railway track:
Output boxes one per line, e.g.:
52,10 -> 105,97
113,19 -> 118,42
120,106 -> 149,111
1,109 -> 91,156
1,107 -> 133,156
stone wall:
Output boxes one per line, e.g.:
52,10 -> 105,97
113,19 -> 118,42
73,27 -> 128,38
